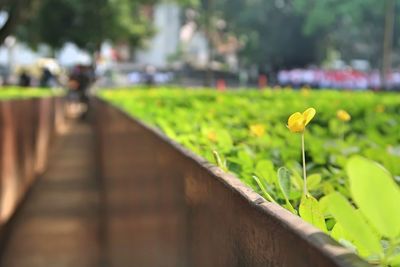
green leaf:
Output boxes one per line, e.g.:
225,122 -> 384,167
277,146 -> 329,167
277,167 -> 296,214
255,160 -> 276,184
216,129 -> 233,152
388,253 -> 400,266
326,192 -> 382,256
347,156 -> 400,238
290,168 -> 303,190
237,150 -> 253,170
318,195 -> 330,216
322,182 -> 335,195
307,173 -> 322,191
277,167 -> 290,197
331,222 -> 347,241
299,194 -> 327,233
330,222 -> 368,256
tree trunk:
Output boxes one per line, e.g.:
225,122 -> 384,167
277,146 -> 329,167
0,10 -> 18,43
204,0 -> 214,87
381,0 -> 395,90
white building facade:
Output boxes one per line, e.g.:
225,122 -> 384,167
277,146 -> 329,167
135,3 -> 181,68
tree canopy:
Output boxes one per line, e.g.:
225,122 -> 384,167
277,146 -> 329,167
1,0 -> 399,70
0,0 -> 40,43
185,0 -> 399,70
15,0 -> 157,53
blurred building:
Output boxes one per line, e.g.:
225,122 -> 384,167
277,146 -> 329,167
134,3 -> 240,71
135,3 -> 181,69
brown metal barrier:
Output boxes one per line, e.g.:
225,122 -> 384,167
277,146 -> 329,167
93,98 -> 370,267
0,97 -> 64,226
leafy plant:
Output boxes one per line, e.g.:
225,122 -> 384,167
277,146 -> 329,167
100,88 -> 400,264
326,156 -> 400,266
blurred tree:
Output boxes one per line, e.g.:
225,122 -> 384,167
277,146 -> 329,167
17,0 -> 156,54
185,0 -> 399,71
10,0 -> 398,71
382,0 -> 396,88
294,0 -> 400,68
211,0 -> 321,71
0,0 -> 41,43
179,0 -> 323,71
293,0 -> 384,65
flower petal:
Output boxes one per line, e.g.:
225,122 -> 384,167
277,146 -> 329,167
289,120 -> 305,133
288,112 -> 302,126
337,109 -> 351,122
288,112 -> 304,133
303,108 -> 316,126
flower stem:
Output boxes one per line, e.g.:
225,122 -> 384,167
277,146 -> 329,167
302,132 -> 308,195
341,121 -> 345,141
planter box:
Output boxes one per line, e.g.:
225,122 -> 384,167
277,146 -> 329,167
0,97 -> 64,226
93,98 -> 370,267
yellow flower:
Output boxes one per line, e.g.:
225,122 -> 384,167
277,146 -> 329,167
337,109 -> 351,122
375,104 -> 385,113
207,131 -> 217,142
250,124 -> 265,137
287,108 -> 316,133
300,87 -> 311,96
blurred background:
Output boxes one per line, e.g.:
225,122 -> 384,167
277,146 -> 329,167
0,0 -> 399,90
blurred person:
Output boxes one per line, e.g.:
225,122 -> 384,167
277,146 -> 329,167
277,70 -> 289,86
369,71 -> 381,90
239,69 -> 249,87
18,69 -> 31,87
216,78 -> 227,91
144,65 -> 156,87
258,74 -> 268,89
355,71 -> 368,90
289,69 -> 302,88
128,71 -> 142,85
392,71 -> 400,90
303,69 -> 314,86
39,67 -> 53,87
65,65 -> 94,119
322,70 -> 334,88
65,70 -> 81,118
311,69 -> 322,88
275,67 -> 400,90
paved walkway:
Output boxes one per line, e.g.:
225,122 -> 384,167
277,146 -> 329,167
0,122 -> 104,267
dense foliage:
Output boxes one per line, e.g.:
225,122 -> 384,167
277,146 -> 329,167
0,87 -> 54,99
185,0 -> 400,69
0,0 -> 41,43
16,0 -> 156,52
100,88 -> 400,265
100,89 -> 400,182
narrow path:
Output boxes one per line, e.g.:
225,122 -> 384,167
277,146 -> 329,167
0,122 -> 102,267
